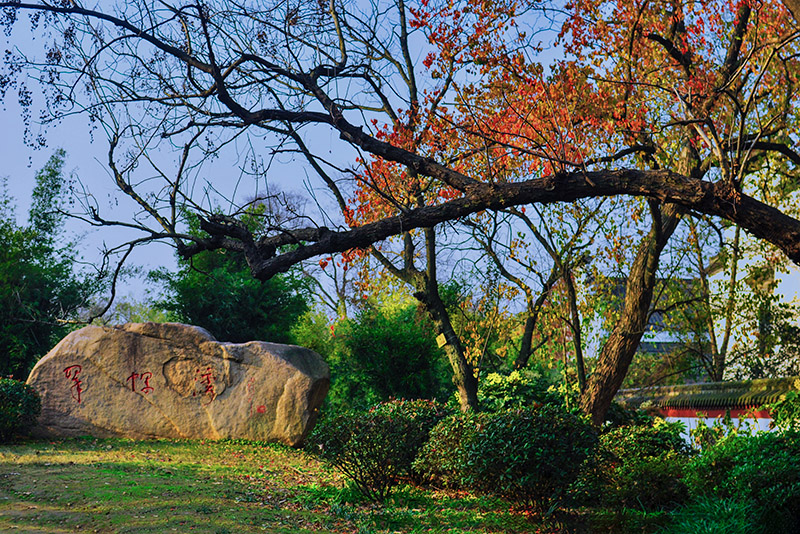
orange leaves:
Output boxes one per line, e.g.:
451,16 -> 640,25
348,1 -> 565,229
562,0 -> 794,104
410,0 -> 523,77
347,0 -> 798,239
549,0 -> 800,182
455,58 -> 623,178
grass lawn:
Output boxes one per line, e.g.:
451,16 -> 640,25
0,437 -> 570,534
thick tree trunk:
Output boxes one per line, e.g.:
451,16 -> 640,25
580,203 -> 682,426
412,266 -> 479,411
416,286 -> 479,411
413,226 -> 479,412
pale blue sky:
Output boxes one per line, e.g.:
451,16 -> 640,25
1,94 -> 177,300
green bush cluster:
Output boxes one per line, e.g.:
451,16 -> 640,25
579,417 -> 800,532
643,421 -> 800,533
764,381 -> 800,432
0,378 -> 41,441
293,304 -> 453,414
307,399 -> 450,501
457,405 -> 597,512
477,370 -> 554,412
311,401 -> 597,509
412,411 -> 487,489
307,409 -> 407,502
366,399 -> 453,482
310,396 -> 800,530
575,418 -> 689,515
684,430 -> 800,530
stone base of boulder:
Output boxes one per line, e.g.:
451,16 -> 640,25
26,323 -> 329,446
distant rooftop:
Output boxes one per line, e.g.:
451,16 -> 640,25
617,376 -> 800,410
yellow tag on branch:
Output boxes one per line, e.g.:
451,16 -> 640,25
436,333 -> 447,348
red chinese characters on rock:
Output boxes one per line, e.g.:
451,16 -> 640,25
63,365 -> 84,404
194,367 -> 217,404
245,376 -> 258,416
126,372 -> 154,395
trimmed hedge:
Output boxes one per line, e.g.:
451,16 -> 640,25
416,405 -> 597,512
413,410 -> 488,489
307,399 -> 450,501
367,399 -> 452,482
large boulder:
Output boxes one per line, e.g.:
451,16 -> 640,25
26,322 -> 329,446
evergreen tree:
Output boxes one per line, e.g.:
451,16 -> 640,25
0,150 -> 96,378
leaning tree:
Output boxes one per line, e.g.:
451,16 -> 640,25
3,0 -> 800,423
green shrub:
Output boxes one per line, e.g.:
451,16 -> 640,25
576,420 -> 689,512
764,382 -> 800,432
367,399 -> 452,481
660,496 -> 766,534
477,369 -> 557,412
298,304 -> 453,413
307,411 -> 405,501
603,401 -> 655,430
307,400 -> 451,501
463,405 -> 597,511
416,405 -> 597,512
0,378 -> 41,441
689,411 -> 758,450
685,431 -> 800,526
604,450 -> 687,511
413,411 -> 488,489
602,419 -> 689,459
